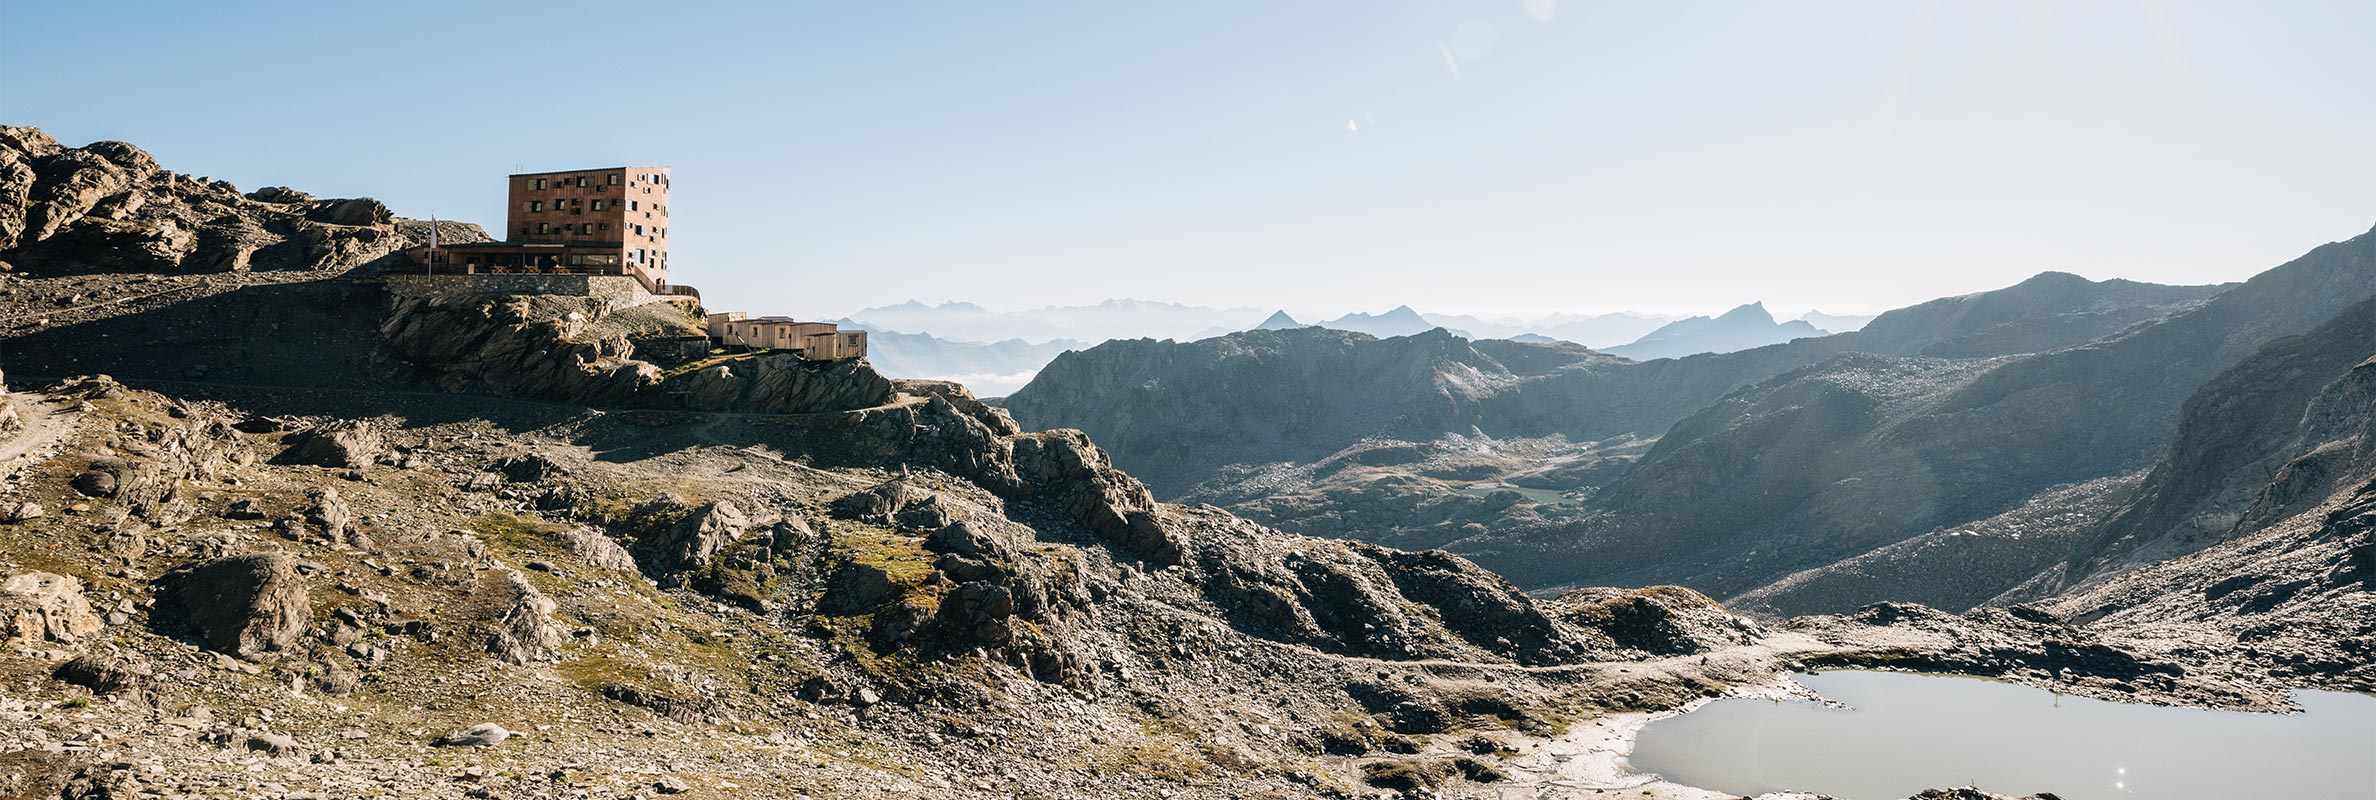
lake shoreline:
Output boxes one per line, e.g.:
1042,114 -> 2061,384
1494,672 -> 1830,799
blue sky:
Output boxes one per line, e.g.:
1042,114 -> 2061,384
4,1 -> 2371,319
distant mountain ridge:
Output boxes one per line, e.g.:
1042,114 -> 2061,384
1601,302 -> 1828,360
844,298 -> 1272,344
1312,305 -> 1461,339
830,321 -> 1083,397
1008,267 -> 2233,498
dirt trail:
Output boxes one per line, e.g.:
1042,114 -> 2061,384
0,392 -> 75,483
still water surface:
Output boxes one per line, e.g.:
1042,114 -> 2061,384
1628,670 -> 2376,800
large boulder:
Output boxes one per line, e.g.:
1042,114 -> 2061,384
0,572 -> 103,649
273,421 -> 383,469
152,553 -> 311,661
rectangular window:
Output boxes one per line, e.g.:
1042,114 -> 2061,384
590,200 -> 603,210
536,223 -> 549,234
634,225 -> 644,236
528,200 -> 542,212
609,174 -> 621,185
579,223 -> 592,235
533,178 -> 546,190
575,176 -> 588,187
628,201 -> 637,211
598,222 -> 610,230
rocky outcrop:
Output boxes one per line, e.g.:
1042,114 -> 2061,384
0,572 -> 103,649
379,294 -> 659,407
0,126 -> 413,274
53,378 -> 252,525
1172,507 -> 1591,666
559,526 -> 638,572
1546,586 -> 1762,656
379,293 -> 894,414
679,356 -> 895,415
637,499 -> 751,587
488,570 -> 564,665
152,553 -> 311,661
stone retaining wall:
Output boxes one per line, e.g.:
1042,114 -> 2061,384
382,274 -> 654,306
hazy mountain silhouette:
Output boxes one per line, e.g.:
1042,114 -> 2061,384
1316,305 -> 1462,338
1797,310 -> 1876,332
1254,310 -> 1307,330
832,321 -> 1083,396
1602,302 -> 1828,360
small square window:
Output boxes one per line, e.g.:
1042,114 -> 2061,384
533,178 -> 546,190
580,223 -> 592,235
576,176 -> 588,187
536,222 -> 549,234
609,174 -> 622,185
590,200 -> 603,210
528,200 -> 542,212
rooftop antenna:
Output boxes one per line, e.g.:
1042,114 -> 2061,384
427,210 -> 438,275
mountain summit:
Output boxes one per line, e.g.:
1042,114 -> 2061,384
1254,310 -> 1305,330
1602,301 -> 1827,360
1318,305 -> 1455,338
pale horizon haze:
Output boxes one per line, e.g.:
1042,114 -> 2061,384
4,1 -> 2371,320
